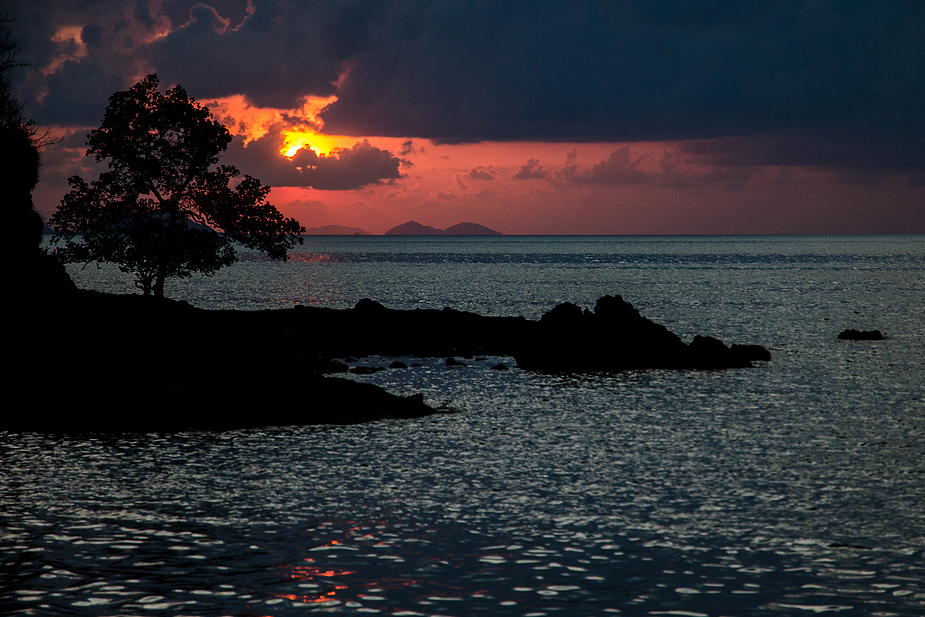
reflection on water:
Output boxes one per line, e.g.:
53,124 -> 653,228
9,236 -> 925,615
283,251 -> 343,264
58,235 -> 925,318
3,352 -> 923,616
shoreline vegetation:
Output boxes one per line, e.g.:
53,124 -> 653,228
10,284 -> 770,434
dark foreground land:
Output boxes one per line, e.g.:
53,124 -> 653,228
8,290 -> 769,433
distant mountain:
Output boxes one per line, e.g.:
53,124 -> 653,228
384,221 -> 443,235
384,220 -> 503,235
304,225 -> 371,235
442,222 -> 503,235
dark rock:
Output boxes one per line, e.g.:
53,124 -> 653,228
540,301 -> 585,328
389,361 -> 408,369
290,302 -> 528,358
594,294 -> 641,322
6,293 -> 435,432
688,335 -> 738,369
515,295 -> 684,371
446,357 -> 467,367
355,298 -> 387,313
514,295 -> 769,372
9,289 -> 769,432
491,363 -> 509,370
838,329 -> 885,340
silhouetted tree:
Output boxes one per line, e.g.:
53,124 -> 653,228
0,16 -> 31,133
50,74 -> 305,297
2,14 -> 40,239
2,15 -> 73,298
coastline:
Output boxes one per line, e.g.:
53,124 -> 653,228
9,289 -> 769,433
10,290 -> 436,433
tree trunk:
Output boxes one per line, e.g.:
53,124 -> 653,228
153,269 -> 166,298
154,210 -> 175,299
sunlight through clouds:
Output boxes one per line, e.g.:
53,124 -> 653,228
204,93 -> 341,146
201,92 -> 357,159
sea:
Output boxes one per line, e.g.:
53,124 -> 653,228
3,235 -> 924,616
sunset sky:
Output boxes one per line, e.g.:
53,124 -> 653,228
8,0 -> 925,234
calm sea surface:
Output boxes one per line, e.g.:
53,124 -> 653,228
4,236 -> 924,616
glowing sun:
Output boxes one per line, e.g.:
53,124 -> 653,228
281,128 -> 341,157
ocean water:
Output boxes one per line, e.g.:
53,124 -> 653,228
3,235 -> 924,616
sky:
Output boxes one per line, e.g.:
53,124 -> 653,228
7,0 -> 925,234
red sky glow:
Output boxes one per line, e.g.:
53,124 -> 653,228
10,0 -> 925,235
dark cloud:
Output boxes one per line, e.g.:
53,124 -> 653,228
318,0 -> 925,174
182,3 -> 231,34
7,0 -> 925,174
146,2 -> 346,108
223,128 -> 403,190
681,133 -> 925,174
81,24 -> 104,49
467,166 -> 497,181
399,139 -> 421,156
9,1 -> 163,125
554,146 -> 755,190
512,159 -> 550,180
33,63 -> 129,126
299,139 -> 404,190
563,148 -> 648,186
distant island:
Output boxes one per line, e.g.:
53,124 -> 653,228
304,225 -> 371,235
302,222 -> 502,235
385,221 -> 503,235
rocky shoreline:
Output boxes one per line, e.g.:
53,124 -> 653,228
9,290 -> 770,433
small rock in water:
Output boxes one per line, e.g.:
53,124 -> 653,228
838,329 -> 885,340
446,357 -> 467,367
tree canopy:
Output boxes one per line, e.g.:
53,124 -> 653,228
2,15 -> 40,200
1,16 -> 30,134
50,74 -> 304,297
3,15 -> 58,276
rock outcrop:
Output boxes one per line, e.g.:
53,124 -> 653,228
513,295 -> 771,372
8,292 -> 437,433
8,291 -> 770,432
225,295 -> 768,372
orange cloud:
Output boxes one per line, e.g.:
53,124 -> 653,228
204,92 -> 344,149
